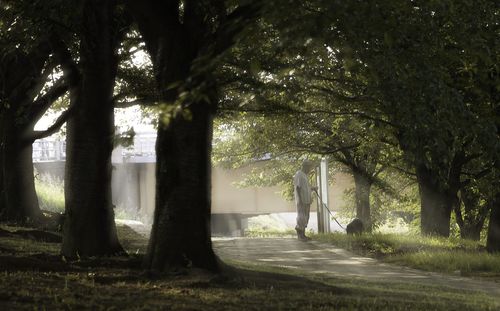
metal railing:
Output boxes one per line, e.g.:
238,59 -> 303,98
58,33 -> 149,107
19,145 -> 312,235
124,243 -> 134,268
32,140 -> 66,162
33,132 -> 157,163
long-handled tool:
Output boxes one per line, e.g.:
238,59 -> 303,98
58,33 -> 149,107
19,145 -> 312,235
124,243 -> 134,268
313,189 -> 346,231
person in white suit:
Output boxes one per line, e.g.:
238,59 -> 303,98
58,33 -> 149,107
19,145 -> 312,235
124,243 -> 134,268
293,160 -> 317,241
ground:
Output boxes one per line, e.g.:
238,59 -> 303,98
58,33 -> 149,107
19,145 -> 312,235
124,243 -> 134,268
0,222 -> 499,310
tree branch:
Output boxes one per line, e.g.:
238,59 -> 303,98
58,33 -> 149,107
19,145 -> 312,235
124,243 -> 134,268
28,106 -> 74,142
114,98 -> 157,108
29,79 -> 69,122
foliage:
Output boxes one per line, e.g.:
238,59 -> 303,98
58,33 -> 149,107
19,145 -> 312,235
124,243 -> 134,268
215,0 -> 499,239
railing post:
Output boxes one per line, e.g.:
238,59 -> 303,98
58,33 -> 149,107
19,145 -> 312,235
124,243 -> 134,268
316,166 -> 324,233
320,157 -> 331,233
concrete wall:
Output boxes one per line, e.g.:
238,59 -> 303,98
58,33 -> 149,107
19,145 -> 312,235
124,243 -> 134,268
212,166 -> 352,215
33,161 -> 353,222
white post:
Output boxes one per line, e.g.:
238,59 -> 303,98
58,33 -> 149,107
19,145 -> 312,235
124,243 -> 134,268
316,166 -> 324,233
320,157 -> 331,233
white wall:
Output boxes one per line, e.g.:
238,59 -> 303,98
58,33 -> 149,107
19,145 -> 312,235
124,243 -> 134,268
137,163 -> 352,216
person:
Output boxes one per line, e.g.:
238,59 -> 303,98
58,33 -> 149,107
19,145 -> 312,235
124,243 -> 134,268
293,159 -> 317,241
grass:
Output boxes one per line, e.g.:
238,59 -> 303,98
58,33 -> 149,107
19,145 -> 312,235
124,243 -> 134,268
1,224 -> 499,310
244,228 -> 297,238
35,174 -> 65,213
313,232 -> 500,278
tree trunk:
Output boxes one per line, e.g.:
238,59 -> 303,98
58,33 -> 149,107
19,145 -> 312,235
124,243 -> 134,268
144,100 -> 218,272
416,164 -> 453,237
487,194 -> 500,253
62,0 -> 124,258
454,188 -> 487,241
0,117 -> 42,223
352,169 -> 372,232
459,225 -> 482,241
0,117 -> 5,216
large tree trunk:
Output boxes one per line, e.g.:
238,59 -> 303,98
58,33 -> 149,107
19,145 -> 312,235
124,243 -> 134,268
352,169 -> 372,232
0,117 -> 42,223
416,164 -> 453,237
61,0 -> 124,258
127,2 -> 220,272
144,100 -> 218,271
486,194 -> 500,253
127,0 -> 255,272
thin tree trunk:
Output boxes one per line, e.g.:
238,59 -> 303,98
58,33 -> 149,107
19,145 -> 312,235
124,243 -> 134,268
454,189 -> 487,241
460,225 -> 482,241
416,164 -> 453,237
0,117 -> 5,216
62,0 -> 124,258
352,169 -> 372,232
487,194 -> 500,253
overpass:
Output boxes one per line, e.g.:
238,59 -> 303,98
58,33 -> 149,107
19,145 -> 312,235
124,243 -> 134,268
33,132 -> 351,235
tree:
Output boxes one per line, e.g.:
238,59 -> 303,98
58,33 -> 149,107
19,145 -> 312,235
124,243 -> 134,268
59,0 -> 127,257
214,19 -> 396,232
303,0 -> 499,237
487,193 -> 500,252
0,3 -> 70,223
125,0 -> 259,272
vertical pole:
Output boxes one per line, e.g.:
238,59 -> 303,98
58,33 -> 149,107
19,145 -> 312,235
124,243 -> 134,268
55,141 -> 61,160
320,158 -> 330,233
316,166 -> 324,233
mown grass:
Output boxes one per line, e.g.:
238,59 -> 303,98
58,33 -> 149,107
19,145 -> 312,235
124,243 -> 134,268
313,232 -> 500,278
244,228 -> 297,238
223,259 -> 499,311
35,175 -> 65,213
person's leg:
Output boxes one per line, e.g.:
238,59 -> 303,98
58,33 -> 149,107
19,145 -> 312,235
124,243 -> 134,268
296,203 -> 309,240
302,204 -> 311,240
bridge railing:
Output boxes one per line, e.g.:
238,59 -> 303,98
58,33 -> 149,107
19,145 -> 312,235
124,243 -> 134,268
33,132 -> 157,163
33,140 -> 66,162
122,135 -> 156,157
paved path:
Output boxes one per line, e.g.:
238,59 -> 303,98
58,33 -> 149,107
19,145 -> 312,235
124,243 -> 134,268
213,238 -> 500,298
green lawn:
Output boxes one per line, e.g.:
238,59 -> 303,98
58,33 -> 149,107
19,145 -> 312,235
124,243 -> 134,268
313,232 -> 500,279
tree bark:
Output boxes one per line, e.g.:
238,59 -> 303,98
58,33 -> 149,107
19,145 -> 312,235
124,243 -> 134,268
144,100 -> 218,271
454,188 -> 488,241
0,119 -> 42,223
416,164 -> 453,237
352,169 -> 372,232
127,0 -> 257,272
61,0 -> 124,258
147,40 -> 219,271
486,194 -> 500,253
0,116 -> 5,216
0,44 -> 51,223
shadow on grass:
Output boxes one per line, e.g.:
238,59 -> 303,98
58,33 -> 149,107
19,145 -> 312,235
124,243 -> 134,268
1,223 -> 498,310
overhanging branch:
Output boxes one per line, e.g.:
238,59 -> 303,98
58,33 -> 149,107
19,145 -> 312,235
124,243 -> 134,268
28,106 -> 74,142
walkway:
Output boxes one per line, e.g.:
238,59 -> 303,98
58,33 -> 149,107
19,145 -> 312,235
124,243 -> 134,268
213,238 -> 500,299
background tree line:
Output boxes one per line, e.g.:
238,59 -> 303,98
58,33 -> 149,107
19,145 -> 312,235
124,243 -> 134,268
214,0 -> 499,251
